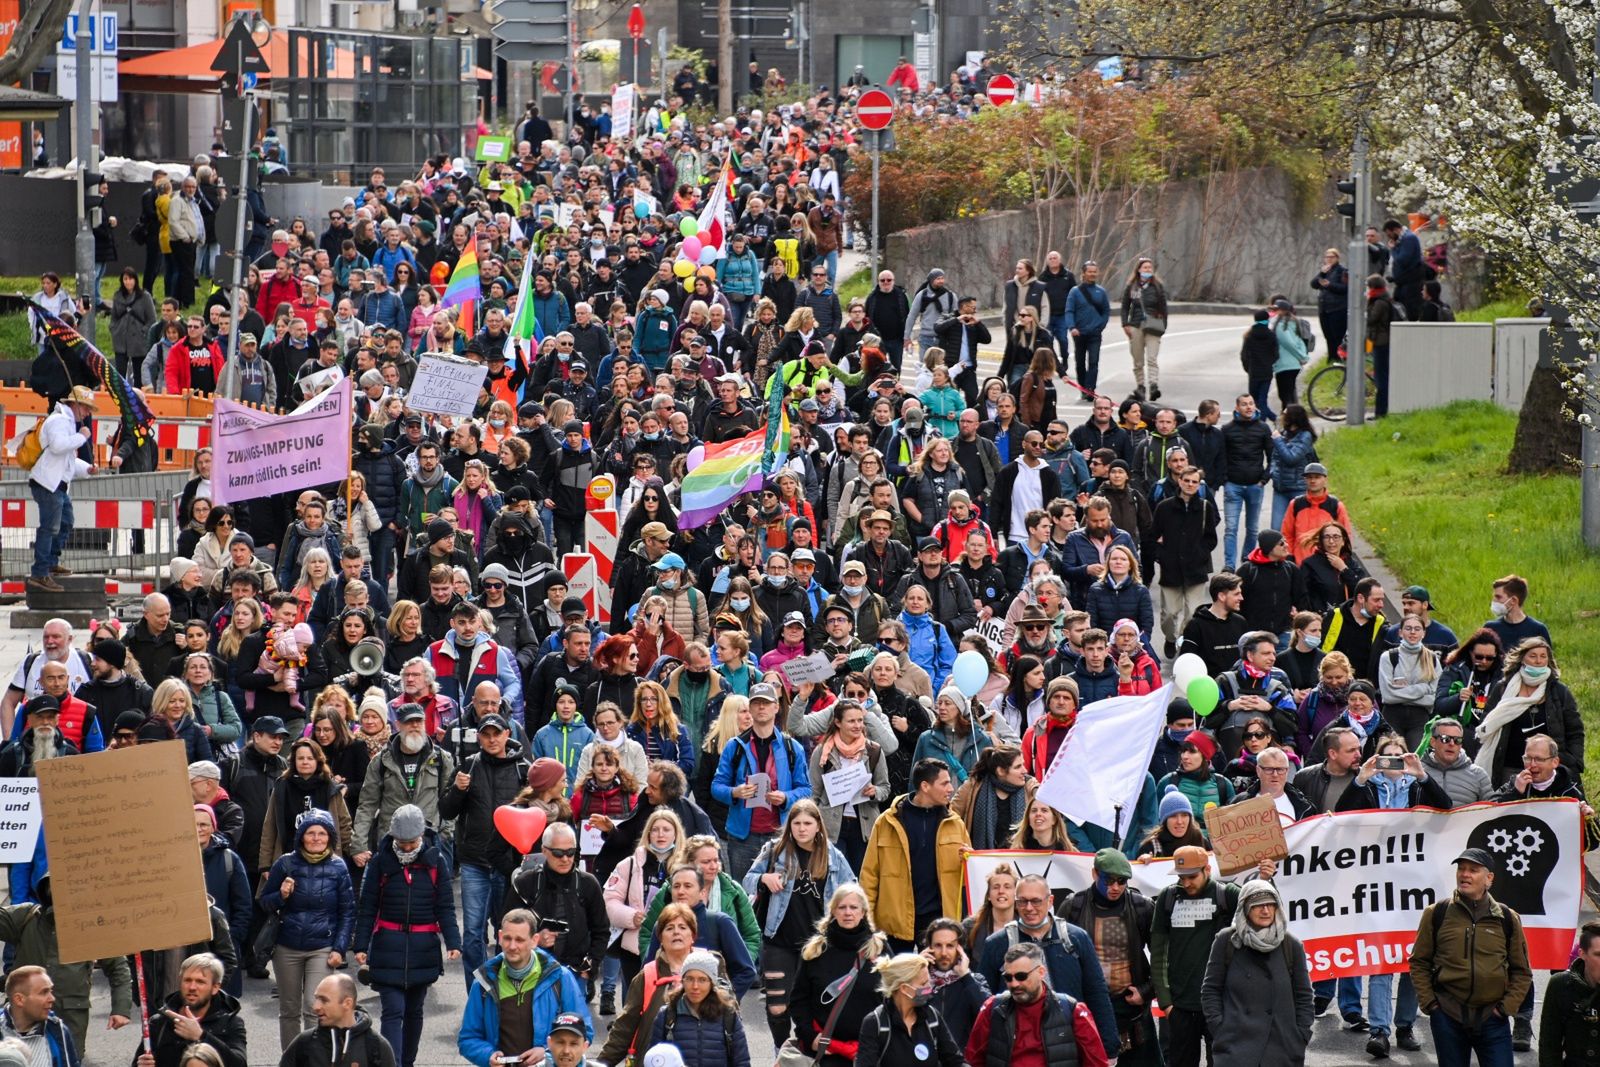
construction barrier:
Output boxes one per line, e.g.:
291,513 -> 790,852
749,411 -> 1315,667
0,387 -> 227,472
584,475 -> 618,625
0,468 -> 190,580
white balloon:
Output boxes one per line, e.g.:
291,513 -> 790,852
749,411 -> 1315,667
1171,653 -> 1208,690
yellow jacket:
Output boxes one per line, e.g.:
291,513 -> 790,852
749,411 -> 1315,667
156,193 -> 172,254
860,795 -> 970,942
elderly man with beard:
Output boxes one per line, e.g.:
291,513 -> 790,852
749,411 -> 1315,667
0,697 -> 79,777
352,703 -> 456,870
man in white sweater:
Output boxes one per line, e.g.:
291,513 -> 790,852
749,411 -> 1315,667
26,385 -> 96,593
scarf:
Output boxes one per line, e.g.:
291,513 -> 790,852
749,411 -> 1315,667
300,844 -> 332,863
1473,679 -> 1549,774
968,777 -> 1027,851
411,463 -> 445,489
818,730 -> 868,768
826,919 -> 872,953
928,966 -> 962,992
1239,660 -> 1268,682
1229,880 -> 1287,952
361,724 -> 392,758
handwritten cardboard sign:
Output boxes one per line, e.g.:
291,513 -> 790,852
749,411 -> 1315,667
37,743 -> 213,963
408,354 -> 489,418
1204,794 -> 1290,875
0,779 -> 41,861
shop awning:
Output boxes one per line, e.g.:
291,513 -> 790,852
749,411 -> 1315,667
119,32 -> 491,88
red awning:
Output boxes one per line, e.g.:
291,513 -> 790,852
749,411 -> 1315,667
119,32 -> 491,84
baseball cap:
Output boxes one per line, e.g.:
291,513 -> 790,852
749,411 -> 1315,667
395,703 -> 427,723
749,683 -> 779,703
1172,846 -> 1211,875
477,713 -> 509,733
548,1013 -> 587,1038
781,610 -> 807,628
1402,585 -> 1433,606
653,552 -> 686,571
1304,462 -> 1329,476
641,521 -> 671,542
1454,847 -> 1495,870
561,596 -> 587,618
791,548 -> 816,563
841,560 -> 867,577
916,536 -> 941,553
253,715 -> 291,736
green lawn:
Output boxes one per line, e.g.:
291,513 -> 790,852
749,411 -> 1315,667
837,265 -> 871,303
1457,297 -> 1532,323
0,273 -> 213,367
1316,401 -> 1600,790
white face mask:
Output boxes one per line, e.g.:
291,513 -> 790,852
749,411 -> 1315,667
1490,600 -> 1509,618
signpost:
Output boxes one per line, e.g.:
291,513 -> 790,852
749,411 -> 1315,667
212,17 -> 268,380
985,72 -> 1016,106
856,88 -> 893,281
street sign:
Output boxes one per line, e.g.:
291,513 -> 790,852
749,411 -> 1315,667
492,0 -> 568,21
212,18 -> 269,76
856,88 -> 894,130
61,14 -> 116,55
627,3 -> 644,39
986,73 -> 1016,105
493,41 -> 568,63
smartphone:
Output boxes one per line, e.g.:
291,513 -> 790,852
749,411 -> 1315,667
1376,755 -> 1405,771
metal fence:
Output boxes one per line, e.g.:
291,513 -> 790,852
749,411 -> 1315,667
0,468 -> 191,579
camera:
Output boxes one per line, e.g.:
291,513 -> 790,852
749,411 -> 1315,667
1376,755 -> 1405,771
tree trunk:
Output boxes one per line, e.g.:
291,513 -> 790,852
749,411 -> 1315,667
1508,364 -> 1582,473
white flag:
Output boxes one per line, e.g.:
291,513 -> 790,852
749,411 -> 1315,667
1036,684 -> 1172,839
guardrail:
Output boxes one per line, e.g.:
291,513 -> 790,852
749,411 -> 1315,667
0,468 -> 191,579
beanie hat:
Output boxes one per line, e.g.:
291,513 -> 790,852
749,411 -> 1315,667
1166,697 -> 1194,725
1257,529 -> 1284,553
936,686 -> 969,717
1184,730 -> 1219,763
1158,784 -> 1193,824
114,709 -> 147,734
92,638 -> 127,670
193,803 -> 217,829
680,950 -> 722,981
390,804 -> 427,841
360,688 -> 389,719
426,518 -> 453,544
168,557 -> 198,585
526,757 -> 567,794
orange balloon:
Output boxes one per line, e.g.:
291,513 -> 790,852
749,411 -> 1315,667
430,262 -> 450,287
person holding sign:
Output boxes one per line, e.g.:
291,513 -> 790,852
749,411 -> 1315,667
0,880 -> 132,1058
136,953 -> 247,1067
805,700 -> 889,874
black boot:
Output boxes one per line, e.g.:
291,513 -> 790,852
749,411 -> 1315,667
1366,1031 -> 1390,1059
1395,1026 -> 1421,1051
599,989 -> 615,1015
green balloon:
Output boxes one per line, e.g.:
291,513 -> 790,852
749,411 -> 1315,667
1186,675 -> 1221,716
679,216 -> 699,237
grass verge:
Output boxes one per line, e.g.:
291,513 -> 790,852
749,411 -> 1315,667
1457,297 -> 1532,323
836,265 -> 872,304
0,274 -> 213,369
1316,400 -> 1600,792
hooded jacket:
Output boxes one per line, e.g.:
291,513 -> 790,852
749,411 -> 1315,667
259,810 -> 355,952
279,1009 -> 395,1067
1150,492 -> 1219,589
428,631 -> 523,714
1235,549 -> 1304,634
353,830 -> 462,987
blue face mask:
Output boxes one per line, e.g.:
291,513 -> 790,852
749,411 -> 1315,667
1167,728 -> 1191,744
643,431 -> 661,440
1302,634 -> 1322,649
729,596 -> 751,612
1521,665 -> 1550,682
841,583 -> 865,597
765,574 -> 786,588
658,576 -> 678,591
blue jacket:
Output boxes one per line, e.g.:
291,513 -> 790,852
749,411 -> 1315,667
912,724 -> 992,785
716,250 -> 761,299
353,832 -> 462,988
1083,576 -> 1155,637
1270,429 -> 1317,496
648,997 -> 753,1067
370,244 -> 418,284
642,903 -> 757,999
1070,659 -> 1122,706
259,811 -> 356,952
201,838 -> 253,954
635,306 -> 678,369
626,721 -> 696,782
278,523 -> 343,589
460,950 -> 593,1067
900,610 -> 956,692
534,290 -> 571,338
1064,284 -> 1111,337
710,729 -> 812,840
533,715 -> 596,787
742,840 -> 853,938
976,920 -> 1120,1059
433,631 -> 523,714
355,445 -> 407,526
1059,526 -> 1139,607
362,289 -> 407,333
0,1007 -> 79,1067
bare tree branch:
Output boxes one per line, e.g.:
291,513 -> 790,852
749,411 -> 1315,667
0,0 -> 76,89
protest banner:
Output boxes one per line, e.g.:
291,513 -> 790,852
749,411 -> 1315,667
37,743 -> 213,963
779,651 -> 835,688
611,84 -> 635,139
964,798 -> 1582,981
408,354 -> 489,418
211,377 -> 353,506
0,778 -> 40,861
1204,794 -> 1289,874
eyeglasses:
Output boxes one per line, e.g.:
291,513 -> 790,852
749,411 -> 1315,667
1015,896 -> 1049,907
1002,969 -> 1037,984
481,581 -> 505,590
1243,731 -> 1269,740
1433,733 -> 1463,745
1258,765 -> 1289,774
545,847 -> 579,858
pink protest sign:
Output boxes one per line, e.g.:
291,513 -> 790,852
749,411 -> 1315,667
211,378 -> 353,506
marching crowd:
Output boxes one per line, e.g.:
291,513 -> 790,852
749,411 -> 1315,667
9,65 -> 1591,1067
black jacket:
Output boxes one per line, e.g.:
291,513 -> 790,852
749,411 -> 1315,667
224,743 -> 287,872
889,564 -> 977,643
1239,322 -> 1278,379
500,863 -> 608,974
1176,420 -> 1226,493
237,629 -> 329,725
1236,554 -> 1305,634
990,461 -> 1062,543
1150,493 -> 1218,589
1233,779 -> 1315,820
472,594 -> 541,674
1177,606 -> 1251,678
1220,412 -> 1272,486
140,990 -> 248,1067
1334,772 -> 1453,812
279,1012 -> 394,1067
863,285 -> 910,345
438,742 -> 532,868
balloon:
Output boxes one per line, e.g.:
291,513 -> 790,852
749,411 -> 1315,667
430,262 -> 450,287
683,276 -> 696,292
681,236 -> 703,260
698,246 -> 719,266
271,240 -> 290,259
492,804 -> 548,854
951,650 -> 988,699
1186,676 -> 1221,716
679,216 -> 699,237
634,201 -> 650,219
1171,653 -> 1208,690
673,258 -> 694,278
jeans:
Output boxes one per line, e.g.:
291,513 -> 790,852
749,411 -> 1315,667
1367,972 -> 1418,1035
1072,332 -> 1104,393
1222,481 -> 1263,571
1430,1009 -> 1514,1067
880,338 -> 905,367
1314,975 -> 1365,1018
815,250 -> 838,286
30,480 -> 73,578
376,984 -> 430,1067
724,833 -> 768,882
760,941 -> 801,1045
553,512 -> 584,555
1248,375 -> 1277,422
1373,343 -> 1391,417
1047,313 -> 1071,356
540,505 -> 556,548
273,945 -> 332,1049
727,298 -> 749,331
601,952 -> 621,995
458,864 -> 506,983
367,525 -> 397,590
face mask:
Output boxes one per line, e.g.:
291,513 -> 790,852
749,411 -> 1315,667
1139,271 -> 1153,280
643,430 -> 661,440
490,418 -> 506,428
392,841 -> 423,865
1521,665 -> 1550,683
658,577 -> 678,591
1301,634 -> 1322,649
730,596 -> 751,612
1401,638 -> 1423,652
558,351 -> 570,362
1167,728 -> 1190,744
647,840 -> 676,856
1490,600 -> 1509,618
765,574 -> 786,588
841,583 -> 865,597
909,986 -> 934,1008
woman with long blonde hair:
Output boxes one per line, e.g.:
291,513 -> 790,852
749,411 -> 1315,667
628,680 -> 694,779
790,884 -> 890,1067
603,807 -> 687,987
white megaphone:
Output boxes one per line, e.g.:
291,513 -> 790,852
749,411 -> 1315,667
351,638 -> 385,677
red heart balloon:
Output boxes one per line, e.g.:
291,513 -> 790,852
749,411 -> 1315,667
494,804 -> 549,854
271,240 -> 290,260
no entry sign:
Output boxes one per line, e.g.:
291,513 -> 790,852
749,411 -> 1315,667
857,88 -> 894,130
986,73 -> 1017,105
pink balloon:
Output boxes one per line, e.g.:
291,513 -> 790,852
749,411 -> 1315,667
493,804 -> 549,854
681,236 -> 703,261
271,240 -> 290,260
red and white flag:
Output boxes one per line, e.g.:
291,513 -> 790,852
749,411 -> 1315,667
695,159 -> 735,259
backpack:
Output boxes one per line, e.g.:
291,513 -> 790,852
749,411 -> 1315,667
1295,316 -> 1317,354
14,422 -> 44,470
862,1002 -> 947,1066
1427,899 -> 1516,976
1003,917 -> 1079,957
1287,493 -> 1341,526
1157,880 -> 1236,932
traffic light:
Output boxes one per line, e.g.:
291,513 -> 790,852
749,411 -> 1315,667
84,171 -> 105,227
1335,175 -> 1358,229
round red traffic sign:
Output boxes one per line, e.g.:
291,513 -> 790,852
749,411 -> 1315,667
856,88 -> 895,130
986,73 -> 1017,105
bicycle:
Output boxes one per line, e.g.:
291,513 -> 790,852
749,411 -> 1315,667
1305,344 -> 1377,421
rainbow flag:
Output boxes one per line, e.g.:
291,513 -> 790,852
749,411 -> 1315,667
439,243 -> 479,332
28,299 -> 155,445
677,372 -> 791,530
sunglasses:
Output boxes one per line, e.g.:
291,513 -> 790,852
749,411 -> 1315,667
545,847 -> 579,858
1002,969 -> 1037,984
1433,734 -> 1463,744
1022,623 -> 1049,632
481,581 -> 505,590
1243,731 -> 1269,740
215,519 -> 234,527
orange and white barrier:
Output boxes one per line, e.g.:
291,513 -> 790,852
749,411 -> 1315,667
1,498 -> 157,529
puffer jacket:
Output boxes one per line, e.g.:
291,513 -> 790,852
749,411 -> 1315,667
648,998 -> 752,1067
354,440 -> 407,527
900,610 -> 956,692
259,810 -> 356,952
1269,430 -> 1317,497
353,830 -> 462,988
644,582 -> 710,645
1084,575 -> 1155,636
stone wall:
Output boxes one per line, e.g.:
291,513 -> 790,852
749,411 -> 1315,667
882,168 -> 1347,309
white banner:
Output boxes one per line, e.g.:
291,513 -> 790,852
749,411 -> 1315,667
612,83 -> 635,140
964,799 -> 1583,981
0,778 -> 42,861
408,353 -> 489,418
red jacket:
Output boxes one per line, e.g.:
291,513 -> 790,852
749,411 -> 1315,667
290,297 -> 330,332
256,273 -> 302,321
55,693 -> 94,751
932,514 -> 996,563
1020,713 -> 1076,779
1116,649 -> 1163,695
164,339 -> 223,393
886,63 -> 920,93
